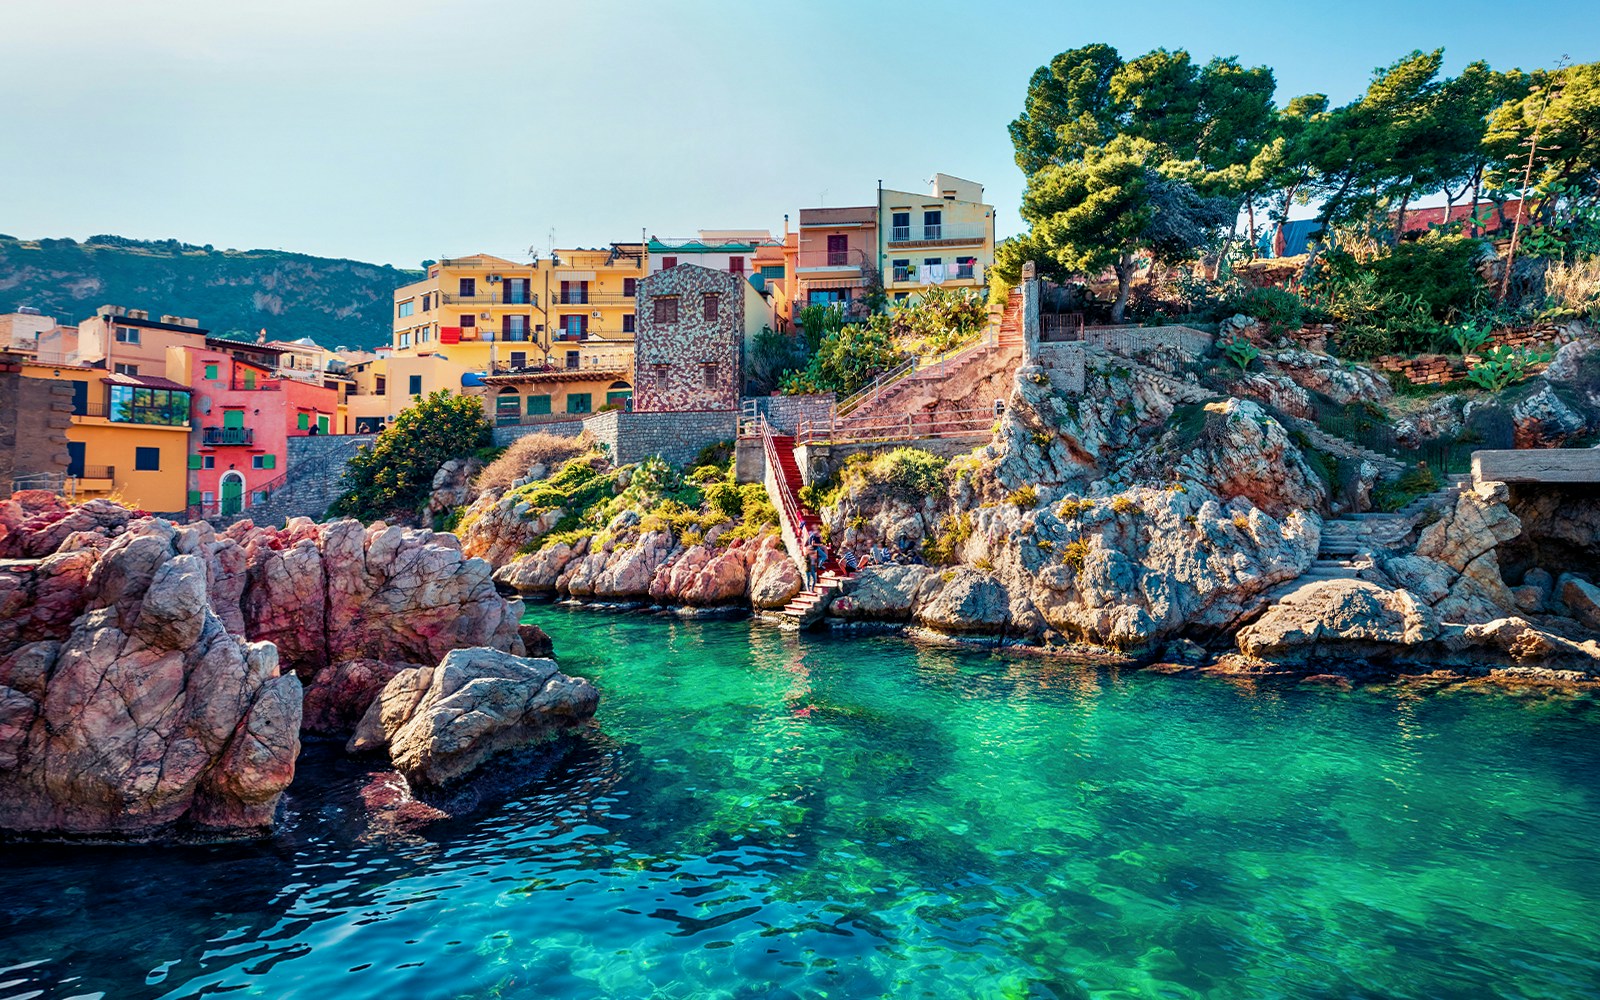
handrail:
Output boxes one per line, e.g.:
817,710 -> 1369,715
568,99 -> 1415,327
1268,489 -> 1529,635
835,358 -> 916,416
796,406 -> 997,447
758,416 -> 809,547
834,328 -> 993,418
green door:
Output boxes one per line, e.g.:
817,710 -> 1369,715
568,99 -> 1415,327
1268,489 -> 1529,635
220,474 -> 244,516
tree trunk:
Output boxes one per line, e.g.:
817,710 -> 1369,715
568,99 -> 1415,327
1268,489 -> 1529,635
1247,197 -> 1258,257
1393,190 -> 1411,247
1468,166 -> 1483,237
1111,254 -> 1134,324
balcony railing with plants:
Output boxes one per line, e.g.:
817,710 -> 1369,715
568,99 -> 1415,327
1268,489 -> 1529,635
230,374 -> 279,391
203,426 -> 254,447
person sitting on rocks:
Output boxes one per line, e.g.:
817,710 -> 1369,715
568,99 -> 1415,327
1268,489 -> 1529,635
841,549 -> 861,574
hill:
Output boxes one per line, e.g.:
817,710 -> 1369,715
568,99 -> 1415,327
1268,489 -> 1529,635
0,234 -> 421,350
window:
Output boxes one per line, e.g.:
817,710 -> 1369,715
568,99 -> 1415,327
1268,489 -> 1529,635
398,300 -> 415,318
653,363 -> 669,386
703,293 -> 720,321
459,313 -> 475,327
925,257 -> 943,272
503,314 -> 530,341
399,332 -> 411,349
204,363 -> 219,380
654,296 -> 678,324
565,350 -> 580,370
251,453 -> 277,470
827,234 -> 849,266
622,277 -> 637,297
110,385 -> 190,426
661,256 -> 678,269
510,351 -> 527,369
459,278 -> 475,297
114,363 -> 139,376
622,313 -> 635,333
892,258 -> 911,282
188,454 -> 202,470
891,211 -> 910,241
728,256 -> 745,274
566,392 -> 592,414
559,280 -> 588,305
894,292 -> 910,302
701,364 -> 717,388
527,394 -> 551,415
318,415 -> 329,435
202,491 -> 214,504
421,293 -> 431,311
203,455 -> 215,469
115,326 -> 141,344
134,447 -> 160,471
956,256 -> 977,279
923,209 -> 942,239
297,412 -> 310,430
408,374 -> 422,396
375,376 -> 386,395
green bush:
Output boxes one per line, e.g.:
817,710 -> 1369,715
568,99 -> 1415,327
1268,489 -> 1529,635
1466,344 -> 1553,392
332,390 -> 492,521
1223,286 -> 1304,336
781,323 -> 908,396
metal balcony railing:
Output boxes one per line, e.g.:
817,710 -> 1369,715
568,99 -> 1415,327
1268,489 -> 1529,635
230,375 -> 279,391
796,247 -> 870,270
74,465 -> 114,480
203,426 -> 254,446
440,292 -> 537,306
886,225 -> 986,245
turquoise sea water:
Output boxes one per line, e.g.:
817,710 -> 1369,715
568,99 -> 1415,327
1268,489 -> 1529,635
5,608 -> 1600,999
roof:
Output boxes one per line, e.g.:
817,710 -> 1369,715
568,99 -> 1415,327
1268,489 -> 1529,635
648,236 -> 781,253
207,336 -> 288,355
95,314 -> 210,336
102,371 -> 193,393
799,207 -> 876,227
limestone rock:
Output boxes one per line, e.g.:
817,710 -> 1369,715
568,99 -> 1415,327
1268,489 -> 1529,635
427,457 -> 483,515
1266,350 -> 1394,406
747,536 -> 802,609
1511,383 -> 1589,448
518,622 -> 554,658
301,657 -> 410,736
1235,580 -> 1439,662
830,565 -> 931,621
348,647 -> 598,787
914,569 -> 1010,633
1559,574 -> 1600,632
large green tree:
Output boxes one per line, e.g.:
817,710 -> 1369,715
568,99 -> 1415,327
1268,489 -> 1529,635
1485,61 -> 1600,219
332,389 -> 492,521
1005,136 -> 1232,322
1009,43 -> 1124,174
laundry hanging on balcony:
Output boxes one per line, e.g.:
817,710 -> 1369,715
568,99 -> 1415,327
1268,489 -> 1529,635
920,263 -> 946,285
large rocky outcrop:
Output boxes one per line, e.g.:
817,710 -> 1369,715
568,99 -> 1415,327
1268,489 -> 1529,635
0,493 -> 137,559
1382,482 -> 1523,622
0,521 -> 301,841
233,517 -> 524,679
348,647 -> 598,787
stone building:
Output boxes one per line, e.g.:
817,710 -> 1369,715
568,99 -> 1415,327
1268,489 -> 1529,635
633,263 -> 767,412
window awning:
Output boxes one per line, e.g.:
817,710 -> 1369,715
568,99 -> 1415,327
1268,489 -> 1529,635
101,372 -> 193,393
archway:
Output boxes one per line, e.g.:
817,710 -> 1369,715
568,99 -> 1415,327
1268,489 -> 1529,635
220,470 -> 245,517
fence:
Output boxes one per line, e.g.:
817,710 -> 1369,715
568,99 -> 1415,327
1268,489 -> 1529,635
796,406 -> 997,447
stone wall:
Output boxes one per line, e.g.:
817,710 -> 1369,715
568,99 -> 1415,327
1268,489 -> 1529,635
1370,353 -> 1466,385
1082,324 -> 1214,361
227,433 -> 375,527
1034,342 -> 1087,394
0,363 -> 72,491
634,265 -> 744,413
746,394 -> 836,434
586,408 -> 737,468
491,419 -> 587,448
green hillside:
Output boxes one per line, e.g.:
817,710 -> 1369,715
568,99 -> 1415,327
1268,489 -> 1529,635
0,234 -> 421,350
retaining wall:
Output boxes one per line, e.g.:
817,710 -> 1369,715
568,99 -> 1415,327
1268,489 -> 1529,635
491,419 -> 587,447
587,408 -> 739,467
232,433 -> 375,527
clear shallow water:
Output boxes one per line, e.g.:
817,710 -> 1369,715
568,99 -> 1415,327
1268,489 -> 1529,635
5,610 -> 1600,999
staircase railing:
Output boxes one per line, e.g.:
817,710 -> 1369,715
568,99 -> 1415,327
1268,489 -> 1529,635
757,416 -> 809,552
835,358 -> 917,417
796,406 -> 998,447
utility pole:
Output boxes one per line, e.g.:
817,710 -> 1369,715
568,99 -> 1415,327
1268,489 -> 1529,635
1500,56 -> 1567,302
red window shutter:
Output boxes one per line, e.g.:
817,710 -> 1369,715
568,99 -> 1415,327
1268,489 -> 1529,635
662,256 -> 677,269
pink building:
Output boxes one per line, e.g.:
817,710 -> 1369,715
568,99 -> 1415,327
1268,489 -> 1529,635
187,346 -> 338,517
792,206 -> 878,319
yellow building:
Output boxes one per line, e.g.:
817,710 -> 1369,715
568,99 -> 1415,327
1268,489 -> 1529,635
21,359 -> 193,514
877,173 -> 996,301
388,246 -> 645,421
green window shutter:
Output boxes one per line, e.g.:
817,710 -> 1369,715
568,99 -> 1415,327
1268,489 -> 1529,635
263,453 -> 276,470
188,490 -> 201,504
297,412 -> 309,430
204,363 -> 218,380
223,409 -> 245,429
528,394 -> 551,415
566,393 -> 591,413
318,415 -> 330,434
188,454 -> 202,469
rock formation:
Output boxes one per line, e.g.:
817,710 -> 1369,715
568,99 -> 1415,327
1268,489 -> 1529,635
347,647 -> 598,787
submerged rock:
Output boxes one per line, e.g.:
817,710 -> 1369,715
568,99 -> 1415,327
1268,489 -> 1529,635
348,647 -> 598,787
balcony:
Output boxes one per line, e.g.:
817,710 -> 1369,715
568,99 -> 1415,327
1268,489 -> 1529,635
72,465 -> 114,481
552,293 -> 636,307
891,263 -> 979,284
886,224 -> 987,247
203,426 -> 254,447
230,374 -> 279,391
796,247 -> 869,272
440,292 -> 537,306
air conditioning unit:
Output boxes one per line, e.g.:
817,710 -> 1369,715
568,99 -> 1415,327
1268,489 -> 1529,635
480,312 -> 491,320
591,310 -> 601,319
487,274 -> 501,282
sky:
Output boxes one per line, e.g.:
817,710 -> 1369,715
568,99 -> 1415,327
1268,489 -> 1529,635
3,0 -> 1593,267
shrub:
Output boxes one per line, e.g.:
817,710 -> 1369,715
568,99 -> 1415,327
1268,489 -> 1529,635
923,511 -> 973,565
332,390 -> 492,521
837,447 -> 948,503
1110,496 -> 1142,516
704,481 -> 745,520
1057,497 -> 1093,520
781,323 -> 907,396
1449,321 -> 1492,357
1060,539 -> 1089,570
1224,286 -> 1304,335
1005,484 -> 1039,508
474,430 -> 593,495
1466,344 -> 1553,392
1218,334 -> 1260,371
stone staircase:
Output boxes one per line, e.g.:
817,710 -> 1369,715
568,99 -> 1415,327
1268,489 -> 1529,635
1294,473 -> 1474,585
759,424 -> 852,628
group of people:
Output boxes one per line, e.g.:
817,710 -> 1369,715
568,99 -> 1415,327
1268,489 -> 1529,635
800,527 -> 925,591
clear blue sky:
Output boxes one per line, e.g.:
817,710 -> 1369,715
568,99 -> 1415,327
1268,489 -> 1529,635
4,0 -> 1591,267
